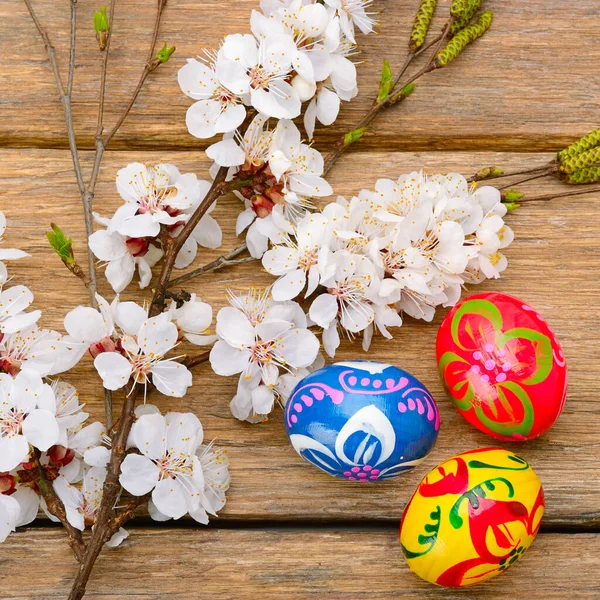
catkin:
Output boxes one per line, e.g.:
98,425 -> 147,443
559,146 -> 600,174
450,0 -> 468,18
565,167 -> 600,185
409,0 -> 437,51
435,10 -> 493,67
557,128 -> 600,163
450,0 -> 484,35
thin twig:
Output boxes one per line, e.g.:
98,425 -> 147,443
521,185 -> 600,203
468,164 -> 555,183
391,31 -> 444,92
33,454 -> 86,562
497,171 -> 551,190
103,0 -> 167,146
24,0 -> 85,197
68,386 -> 139,600
67,0 -> 77,97
323,89 -> 412,175
167,244 -> 256,288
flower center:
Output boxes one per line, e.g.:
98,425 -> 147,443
156,452 -> 193,479
137,185 -> 177,214
0,409 -> 25,437
298,246 -> 318,270
131,352 -> 163,384
248,66 -> 272,90
250,339 -> 276,365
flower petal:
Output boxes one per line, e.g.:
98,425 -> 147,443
22,409 -> 59,451
119,454 -> 160,496
210,341 -> 251,376
152,478 -> 189,519
93,352 -> 132,390
151,361 -> 193,398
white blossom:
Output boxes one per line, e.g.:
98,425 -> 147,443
53,468 -> 128,546
324,0 -> 376,44
178,54 -> 247,139
168,294 -> 217,346
210,288 -> 319,421
93,312 -> 192,398
0,371 -> 60,472
0,285 -> 41,335
89,225 -> 163,293
110,163 -> 206,238
255,171 -> 514,356
120,411 -> 228,523
64,296 -> 192,398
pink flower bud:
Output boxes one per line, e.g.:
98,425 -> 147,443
0,472 -> 17,496
252,195 -> 275,218
89,336 -> 117,358
47,445 -> 76,467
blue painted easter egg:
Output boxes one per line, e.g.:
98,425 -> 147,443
284,361 -> 440,481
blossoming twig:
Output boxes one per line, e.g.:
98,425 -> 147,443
167,245 -> 256,288
32,453 -> 86,562
68,386 -> 139,600
150,111 -> 257,316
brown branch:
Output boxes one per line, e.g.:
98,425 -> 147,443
149,109 -> 257,317
32,454 -> 86,563
67,0 -> 77,96
68,386 -> 139,600
391,30 -> 445,91
323,90 -> 413,175
149,171 -> 230,317
468,164 -> 555,183
521,185 -> 600,203
24,0 -> 85,199
182,351 -> 211,368
497,171 -> 552,190
167,244 -> 256,288
106,494 -> 150,539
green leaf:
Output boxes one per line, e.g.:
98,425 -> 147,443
93,6 -> 109,33
377,60 -> 393,103
47,223 -> 74,265
503,201 -> 520,212
343,127 -> 367,147
155,42 -> 176,64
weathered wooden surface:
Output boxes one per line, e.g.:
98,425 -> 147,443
2,0 -> 600,151
1,149 -> 598,527
1,0 -> 600,596
1,529 -> 599,598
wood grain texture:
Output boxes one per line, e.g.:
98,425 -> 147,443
0,528 -> 599,598
1,149 -> 598,527
1,0 -> 599,151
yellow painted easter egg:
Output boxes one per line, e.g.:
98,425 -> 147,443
399,448 -> 544,587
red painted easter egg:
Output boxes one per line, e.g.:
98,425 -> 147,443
436,292 -> 567,441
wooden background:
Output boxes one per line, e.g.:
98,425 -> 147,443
1,0 -> 599,597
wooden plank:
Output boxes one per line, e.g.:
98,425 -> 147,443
0,149 -> 599,526
2,0 -> 600,151
0,528 -> 598,598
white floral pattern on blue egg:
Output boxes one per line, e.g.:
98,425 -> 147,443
284,361 -> 440,481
